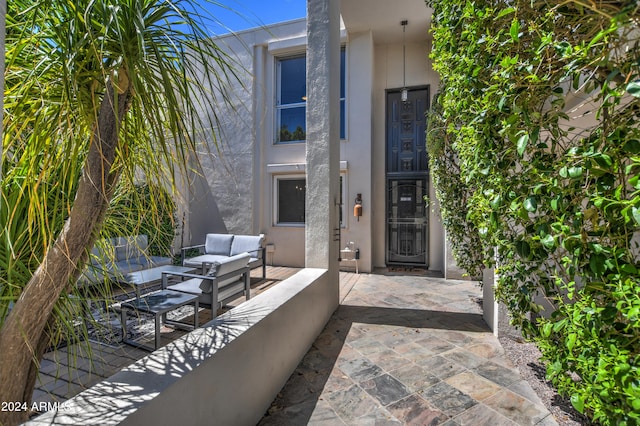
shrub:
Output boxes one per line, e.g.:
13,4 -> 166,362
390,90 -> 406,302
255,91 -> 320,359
426,95 -> 485,279
427,0 -> 640,423
105,183 -> 177,257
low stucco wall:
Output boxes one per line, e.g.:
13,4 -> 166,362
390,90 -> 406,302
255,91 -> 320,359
482,267 -> 496,335
29,268 -> 337,426
483,267 -> 522,339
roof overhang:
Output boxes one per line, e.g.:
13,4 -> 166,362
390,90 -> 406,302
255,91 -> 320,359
340,0 -> 432,43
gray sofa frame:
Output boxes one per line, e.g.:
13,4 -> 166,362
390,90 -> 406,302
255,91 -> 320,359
162,253 -> 251,316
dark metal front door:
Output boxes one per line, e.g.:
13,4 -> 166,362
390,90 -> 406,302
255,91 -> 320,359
386,87 -> 429,266
387,179 -> 428,264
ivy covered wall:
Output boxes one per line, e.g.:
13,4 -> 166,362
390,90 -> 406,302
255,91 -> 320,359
426,1 -> 640,423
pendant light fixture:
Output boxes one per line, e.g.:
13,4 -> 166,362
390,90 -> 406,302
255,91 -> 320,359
401,20 -> 408,102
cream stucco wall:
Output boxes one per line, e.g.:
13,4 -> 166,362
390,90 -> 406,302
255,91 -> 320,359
339,31 -> 374,272
186,16 -> 450,274
371,38 -> 443,271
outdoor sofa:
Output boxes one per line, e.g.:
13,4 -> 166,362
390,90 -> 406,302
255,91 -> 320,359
78,235 -> 173,286
162,252 -> 251,315
181,233 -> 266,278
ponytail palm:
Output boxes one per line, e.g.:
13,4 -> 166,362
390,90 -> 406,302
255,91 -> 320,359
0,1 -> 238,423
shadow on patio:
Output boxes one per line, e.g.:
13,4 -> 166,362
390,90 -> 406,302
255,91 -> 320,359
260,274 -> 556,425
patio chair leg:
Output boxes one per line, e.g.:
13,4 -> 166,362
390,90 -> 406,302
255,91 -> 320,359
155,314 -> 161,350
120,308 -> 128,343
244,272 -> 251,300
194,300 -> 199,328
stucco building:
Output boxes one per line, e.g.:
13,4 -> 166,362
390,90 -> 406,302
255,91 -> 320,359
181,0 -> 462,277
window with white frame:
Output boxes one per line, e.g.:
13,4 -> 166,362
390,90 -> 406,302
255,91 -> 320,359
276,176 -> 306,224
274,174 -> 346,226
275,48 -> 346,143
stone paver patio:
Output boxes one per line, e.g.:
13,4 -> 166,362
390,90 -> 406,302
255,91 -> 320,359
260,273 -> 557,425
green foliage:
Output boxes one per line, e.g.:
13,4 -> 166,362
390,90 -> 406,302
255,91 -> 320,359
2,0 -> 236,301
426,95 -> 485,279
105,183 -> 177,258
1,0 -> 239,411
279,125 -> 306,142
427,0 -> 640,423
0,166 -> 177,327
0,165 -> 75,324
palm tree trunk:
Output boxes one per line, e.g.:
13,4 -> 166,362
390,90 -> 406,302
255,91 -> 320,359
0,78 -> 131,426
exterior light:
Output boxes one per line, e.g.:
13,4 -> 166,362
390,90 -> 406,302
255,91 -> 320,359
401,20 -> 408,103
354,193 -> 363,221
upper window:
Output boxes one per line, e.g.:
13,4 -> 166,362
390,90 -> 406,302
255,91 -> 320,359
276,49 -> 346,143
277,55 -> 307,143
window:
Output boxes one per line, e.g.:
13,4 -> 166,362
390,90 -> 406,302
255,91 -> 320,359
276,49 -> 346,143
276,177 -> 306,224
276,56 -> 306,143
274,174 -> 347,227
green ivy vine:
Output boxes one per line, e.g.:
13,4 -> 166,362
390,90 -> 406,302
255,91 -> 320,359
426,0 -> 640,423
426,95 -> 485,279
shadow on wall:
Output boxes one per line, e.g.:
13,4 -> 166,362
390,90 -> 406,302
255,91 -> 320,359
188,171 -> 227,244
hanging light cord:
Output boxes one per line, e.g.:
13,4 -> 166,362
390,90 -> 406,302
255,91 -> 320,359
402,20 -> 407,89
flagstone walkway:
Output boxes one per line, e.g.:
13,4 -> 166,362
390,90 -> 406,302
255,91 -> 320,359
260,273 -> 557,425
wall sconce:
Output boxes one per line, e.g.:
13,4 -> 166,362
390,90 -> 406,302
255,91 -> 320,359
354,193 -> 363,221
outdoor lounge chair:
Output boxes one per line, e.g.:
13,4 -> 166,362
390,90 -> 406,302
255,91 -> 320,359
78,234 -> 172,287
181,233 -> 266,279
162,252 -> 251,316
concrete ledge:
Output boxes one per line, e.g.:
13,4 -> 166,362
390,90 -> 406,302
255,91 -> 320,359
29,268 -> 335,426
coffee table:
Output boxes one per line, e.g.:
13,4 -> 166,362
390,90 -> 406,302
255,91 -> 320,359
120,289 -> 199,351
122,265 -> 196,299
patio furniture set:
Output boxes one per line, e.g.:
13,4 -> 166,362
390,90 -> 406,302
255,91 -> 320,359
85,233 -> 266,351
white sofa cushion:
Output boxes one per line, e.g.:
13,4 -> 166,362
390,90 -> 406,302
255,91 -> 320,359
114,235 -> 148,261
90,240 -> 116,266
81,234 -> 172,286
230,234 -> 264,257
183,254 -> 229,270
168,279 -> 211,306
204,234 -> 234,256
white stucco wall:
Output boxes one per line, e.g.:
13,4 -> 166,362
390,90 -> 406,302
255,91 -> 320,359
260,22 -> 311,268
185,20 -> 308,246
186,15 -> 450,274
338,31 -> 374,272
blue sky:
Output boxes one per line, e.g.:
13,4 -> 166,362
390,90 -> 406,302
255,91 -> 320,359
201,0 -> 307,34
